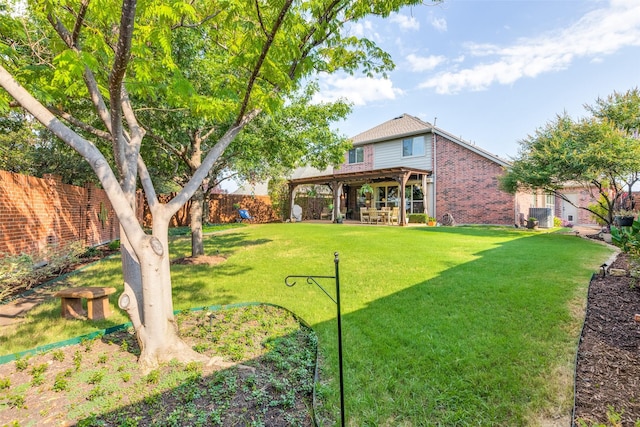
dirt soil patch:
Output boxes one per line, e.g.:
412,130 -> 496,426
574,251 -> 640,425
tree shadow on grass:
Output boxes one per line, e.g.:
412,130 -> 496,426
170,230 -> 272,261
0,305 -> 319,427
304,230 -> 611,426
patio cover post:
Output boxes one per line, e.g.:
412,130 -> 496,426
396,171 -> 411,226
288,183 -> 298,221
330,181 -> 343,221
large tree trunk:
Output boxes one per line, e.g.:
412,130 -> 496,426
118,217 -> 208,372
0,64 -> 254,372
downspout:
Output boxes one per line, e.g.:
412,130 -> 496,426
422,174 -> 428,216
432,128 -> 437,220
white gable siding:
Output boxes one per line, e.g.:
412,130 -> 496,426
373,134 -> 433,170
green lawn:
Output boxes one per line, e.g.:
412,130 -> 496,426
1,223 -> 614,426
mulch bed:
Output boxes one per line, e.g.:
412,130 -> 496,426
574,251 -> 640,425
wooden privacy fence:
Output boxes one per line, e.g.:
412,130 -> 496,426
144,193 -> 280,227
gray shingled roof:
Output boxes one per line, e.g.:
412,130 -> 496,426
350,113 -> 510,167
351,113 -> 432,145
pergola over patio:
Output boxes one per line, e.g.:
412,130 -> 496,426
287,167 -> 432,226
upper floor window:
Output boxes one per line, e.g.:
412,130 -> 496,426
402,136 -> 425,157
348,147 -> 364,164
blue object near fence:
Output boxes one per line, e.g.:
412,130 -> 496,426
238,209 -> 253,222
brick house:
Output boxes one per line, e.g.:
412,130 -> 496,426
287,114 -> 521,225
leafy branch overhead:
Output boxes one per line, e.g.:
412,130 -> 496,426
0,0 -> 433,370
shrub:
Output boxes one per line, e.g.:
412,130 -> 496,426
588,194 -> 612,226
108,239 -> 121,250
408,213 -> 427,224
81,246 -> 100,258
611,220 -> 640,256
0,241 -> 86,301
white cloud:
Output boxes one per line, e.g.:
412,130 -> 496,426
406,54 -> 446,72
349,20 -> 378,41
430,16 -> 447,32
420,0 -> 640,94
314,74 -> 404,106
390,13 -> 420,31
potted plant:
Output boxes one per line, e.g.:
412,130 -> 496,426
359,183 -> 373,196
359,183 -> 374,206
427,216 -> 437,226
614,209 -> 636,227
527,217 -> 539,229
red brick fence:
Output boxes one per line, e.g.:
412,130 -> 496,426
0,170 -> 280,257
0,171 -> 141,257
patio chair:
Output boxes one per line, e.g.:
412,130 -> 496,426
368,208 -> 382,224
390,207 -> 399,225
360,207 -> 370,223
320,207 -> 331,220
237,209 -> 253,222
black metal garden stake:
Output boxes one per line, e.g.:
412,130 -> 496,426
285,252 -> 345,427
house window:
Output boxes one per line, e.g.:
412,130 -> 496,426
405,184 -> 424,214
375,186 -> 399,209
348,147 -> 364,164
402,136 -> 425,157
545,194 -> 555,210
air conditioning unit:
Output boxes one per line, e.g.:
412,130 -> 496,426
528,208 -> 553,228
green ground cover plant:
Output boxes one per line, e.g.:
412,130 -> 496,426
0,305 -> 317,426
0,224 -> 613,425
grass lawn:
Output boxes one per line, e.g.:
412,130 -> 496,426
0,223 -> 614,425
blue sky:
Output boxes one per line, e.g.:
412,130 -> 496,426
315,0 -> 640,161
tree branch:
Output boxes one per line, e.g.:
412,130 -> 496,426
48,106 -> 112,140
72,0 -> 90,46
46,12 -> 114,136
109,0 -> 137,192
237,0 -> 294,123
0,64 -> 145,243
137,155 -> 158,212
144,129 -> 190,164
167,109 -> 260,216
288,1 -> 345,78
172,10 -> 222,30
254,0 -> 269,38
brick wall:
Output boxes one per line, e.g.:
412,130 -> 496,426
0,171 -> 280,257
337,145 -> 374,173
0,171 -> 130,256
434,135 -> 515,225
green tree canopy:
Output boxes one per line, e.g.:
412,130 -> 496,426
0,0 -> 433,370
500,88 -> 640,226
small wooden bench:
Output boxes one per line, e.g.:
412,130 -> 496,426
54,287 -> 117,320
